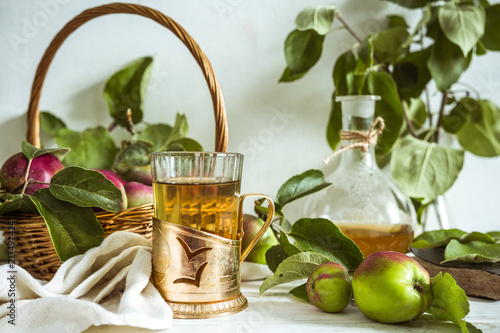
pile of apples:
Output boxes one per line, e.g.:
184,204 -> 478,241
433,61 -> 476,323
0,152 -> 153,209
306,251 -> 433,323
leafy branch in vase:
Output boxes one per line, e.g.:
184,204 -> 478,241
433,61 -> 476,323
280,1 -> 500,219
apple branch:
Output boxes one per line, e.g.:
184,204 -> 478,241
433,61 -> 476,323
433,91 -> 449,143
335,11 -> 389,73
335,12 -> 363,44
401,101 -> 418,138
108,121 -> 117,132
19,158 -> 34,196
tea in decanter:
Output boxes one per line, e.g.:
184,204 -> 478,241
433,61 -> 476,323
304,95 -> 416,257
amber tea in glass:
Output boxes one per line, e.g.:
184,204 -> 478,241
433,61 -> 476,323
153,179 -> 240,239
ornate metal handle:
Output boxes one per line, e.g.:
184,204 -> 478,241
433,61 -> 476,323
238,193 -> 275,263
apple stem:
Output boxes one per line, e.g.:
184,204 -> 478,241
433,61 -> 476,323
415,284 -> 423,293
126,109 -> 135,135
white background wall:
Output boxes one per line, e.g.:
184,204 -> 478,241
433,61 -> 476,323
1,0 -> 499,232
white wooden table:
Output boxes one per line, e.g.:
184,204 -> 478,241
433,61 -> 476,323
85,280 -> 500,333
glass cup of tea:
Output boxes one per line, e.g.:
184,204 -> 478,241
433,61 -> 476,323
150,152 -> 274,318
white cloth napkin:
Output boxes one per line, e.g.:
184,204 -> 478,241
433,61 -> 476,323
0,231 -> 172,333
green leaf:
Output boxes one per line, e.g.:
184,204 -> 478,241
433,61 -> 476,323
166,138 -> 204,152
456,99 -> 500,157
365,71 -> 404,154
375,149 -> 392,170
382,0 -> 433,9
480,0 -> 491,7
333,51 -> 358,96
438,2 -> 486,56
428,30 -> 472,91
40,111 -> 67,136
390,137 -> 464,204
265,244 -> 290,273
273,202 -> 284,218
259,252 -> 331,296
288,218 -> 364,271
354,38 -> 374,75
406,5 -> 432,46
404,98 -> 427,130
275,169 -> 330,207
279,67 -> 307,82
411,229 -> 468,249
342,38 -> 374,95
54,126 -> 117,169
279,230 -> 302,256
0,194 -> 38,215
466,322 -> 483,333
443,239 -> 500,264
103,56 -> 153,127
326,95 -> 342,151
21,141 -> 69,161
426,5 -> 442,40
426,272 -> 470,333
487,231 -> 500,242
136,124 -> 172,152
160,113 -> 189,149
49,166 -> 123,212
459,231 -> 496,244
388,15 -> 409,29
295,5 -> 336,35
475,40 -> 487,55
414,199 -> 431,224
289,283 -> 309,302
30,188 -> 104,262
481,4 -> 500,50
114,141 -> 152,176
393,48 -> 432,100
372,27 -> 410,64
282,29 -> 325,77
442,97 -> 479,133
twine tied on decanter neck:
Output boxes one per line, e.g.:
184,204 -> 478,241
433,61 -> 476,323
324,117 -> 385,164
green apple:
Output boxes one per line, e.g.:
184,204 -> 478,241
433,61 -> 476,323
241,214 -> 278,264
306,262 -> 352,313
352,251 -> 433,323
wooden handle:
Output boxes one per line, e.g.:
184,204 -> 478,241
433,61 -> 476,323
26,2 -> 228,152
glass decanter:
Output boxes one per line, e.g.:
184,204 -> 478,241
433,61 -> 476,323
304,95 -> 416,257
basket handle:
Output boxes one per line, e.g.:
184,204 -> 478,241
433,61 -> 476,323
26,2 -> 228,152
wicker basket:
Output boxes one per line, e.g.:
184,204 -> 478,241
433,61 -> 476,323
0,3 -> 228,281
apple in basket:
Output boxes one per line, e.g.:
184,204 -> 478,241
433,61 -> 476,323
95,171 -> 153,208
0,152 -> 64,195
95,169 -> 128,209
119,165 -> 152,186
124,181 -> 153,208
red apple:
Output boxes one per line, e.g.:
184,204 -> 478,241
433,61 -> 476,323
94,169 -> 126,185
94,169 -> 128,209
352,251 -> 433,323
306,262 -> 352,313
124,181 -> 153,208
0,152 -> 64,195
